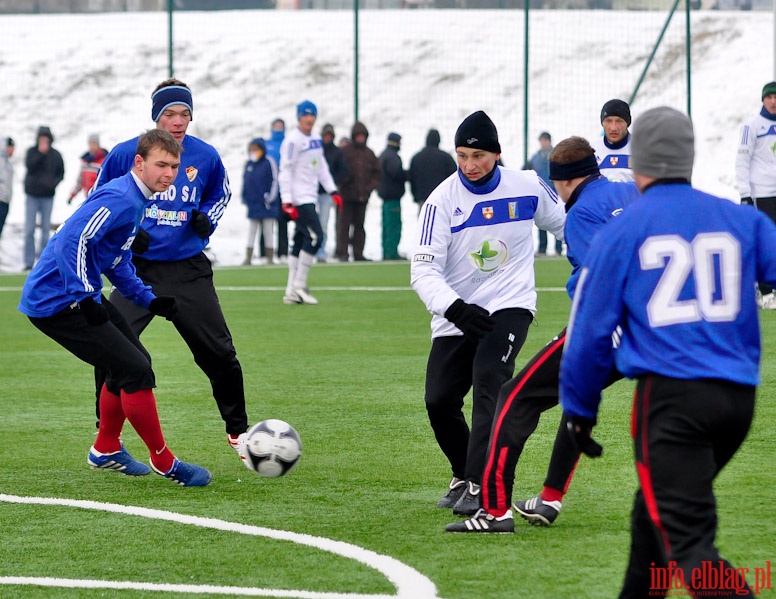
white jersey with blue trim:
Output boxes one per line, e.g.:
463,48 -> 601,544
411,166 -> 566,339
278,127 -> 336,207
590,134 -> 633,182
735,110 -> 776,199
560,183 -> 776,421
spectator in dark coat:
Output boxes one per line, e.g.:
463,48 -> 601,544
377,132 -> 407,260
317,123 -> 349,262
242,137 -> 279,266
408,128 -> 457,213
336,121 -> 381,261
24,125 -> 64,271
264,118 -> 288,261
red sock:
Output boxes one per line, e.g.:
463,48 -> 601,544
121,389 -> 175,472
540,486 -> 564,503
94,384 -> 124,454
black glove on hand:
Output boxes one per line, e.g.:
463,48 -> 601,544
131,229 -> 150,255
79,296 -> 109,326
741,197 -> 754,206
566,415 -> 603,458
149,296 -> 179,322
444,298 -> 495,339
191,209 -> 211,239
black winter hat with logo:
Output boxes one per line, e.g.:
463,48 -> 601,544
455,111 -> 501,154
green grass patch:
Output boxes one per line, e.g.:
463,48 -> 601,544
0,261 -> 773,599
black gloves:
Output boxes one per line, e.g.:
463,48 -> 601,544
191,209 -> 211,239
444,298 -> 495,339
149,296 -> 179,321
566,415 -> 603,458
79,296 -> 109,326
741,197 -> 754,206
131,229 -> 150,255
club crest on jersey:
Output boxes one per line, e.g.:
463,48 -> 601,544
186,166 -> 198,182
471,237 -> 508,273
508,201 -> 518,219
482,206 -> 494,220
610,157 -> 619,166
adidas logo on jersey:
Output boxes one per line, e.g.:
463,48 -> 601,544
453,207 -> 464,217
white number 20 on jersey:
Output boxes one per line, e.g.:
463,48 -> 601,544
639,233 -> 741,327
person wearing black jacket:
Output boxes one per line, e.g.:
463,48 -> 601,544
408,129 -> 457,213
377,132 -> 407,260
317,123 -> 349,262
24,126 -> 64,271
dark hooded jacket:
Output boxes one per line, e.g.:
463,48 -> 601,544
408,129 -> 457,205
24,126 -> 65,198
242,137 -> 279,220
339,122 -> 381,204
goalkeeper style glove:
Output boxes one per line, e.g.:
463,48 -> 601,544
149,296 -> 179,322
282,203 -> 299,221
191,209 -> 211,239
332,193 -> 343,209
566,415 -> 603,458
444,299 -> 495,339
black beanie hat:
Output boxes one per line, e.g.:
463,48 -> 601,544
455,111 -> 501,154
600,99 -> 631,126
762,82 -> 776,100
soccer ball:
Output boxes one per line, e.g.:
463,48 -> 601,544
241,419 -> 302,478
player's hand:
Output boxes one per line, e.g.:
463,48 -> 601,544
131,229 -> 150,255
282,203 -> 299,221
191,209 -> 211,239
741,197 -> 754,206
79,296 -> 109,326
444,298 -> 495,339
566,415 -> 603,458
332,193 -> 343,209
149,296 -> 179,322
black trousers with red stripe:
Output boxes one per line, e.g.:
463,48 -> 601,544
619,375 -> 755,599
424,308 -> 533,484
482,328 -> 622,514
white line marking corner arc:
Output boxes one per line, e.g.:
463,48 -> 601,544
0,494 -> 441,599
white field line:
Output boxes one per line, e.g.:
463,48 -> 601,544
0,494 -> 441,599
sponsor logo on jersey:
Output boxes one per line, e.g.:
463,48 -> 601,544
145,204 -> 189,227
482,206 -> 494,220
186,166 -> 198,182
508,201 -> 518,219
471,237 -> 508,273
413,253 -> 435,263
453,207 -> 464,217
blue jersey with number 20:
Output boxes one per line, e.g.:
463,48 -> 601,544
561,183 -> 776,420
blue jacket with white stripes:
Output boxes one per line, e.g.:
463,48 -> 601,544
19,172 -> 155,318
94,134 -> 231,262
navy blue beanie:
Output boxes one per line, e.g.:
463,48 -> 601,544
152,85 -> 193,122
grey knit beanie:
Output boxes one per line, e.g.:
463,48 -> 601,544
630,106 -> 694,180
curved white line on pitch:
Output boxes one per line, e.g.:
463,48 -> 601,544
0,494 -> 441,599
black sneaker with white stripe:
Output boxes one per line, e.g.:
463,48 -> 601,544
513,495 -> 562,526
445,509 -> 514,533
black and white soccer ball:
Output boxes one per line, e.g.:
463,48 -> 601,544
241,419 -> 302,478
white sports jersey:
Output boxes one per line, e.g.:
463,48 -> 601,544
590,134 -> 633,182
278,127 -> 336,206
411,167 -> 566,339
735,111 -> 776,199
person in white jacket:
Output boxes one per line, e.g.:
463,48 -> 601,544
410,110 -> 566,517
736,81 -> 776,309
278,100 -> 340,305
